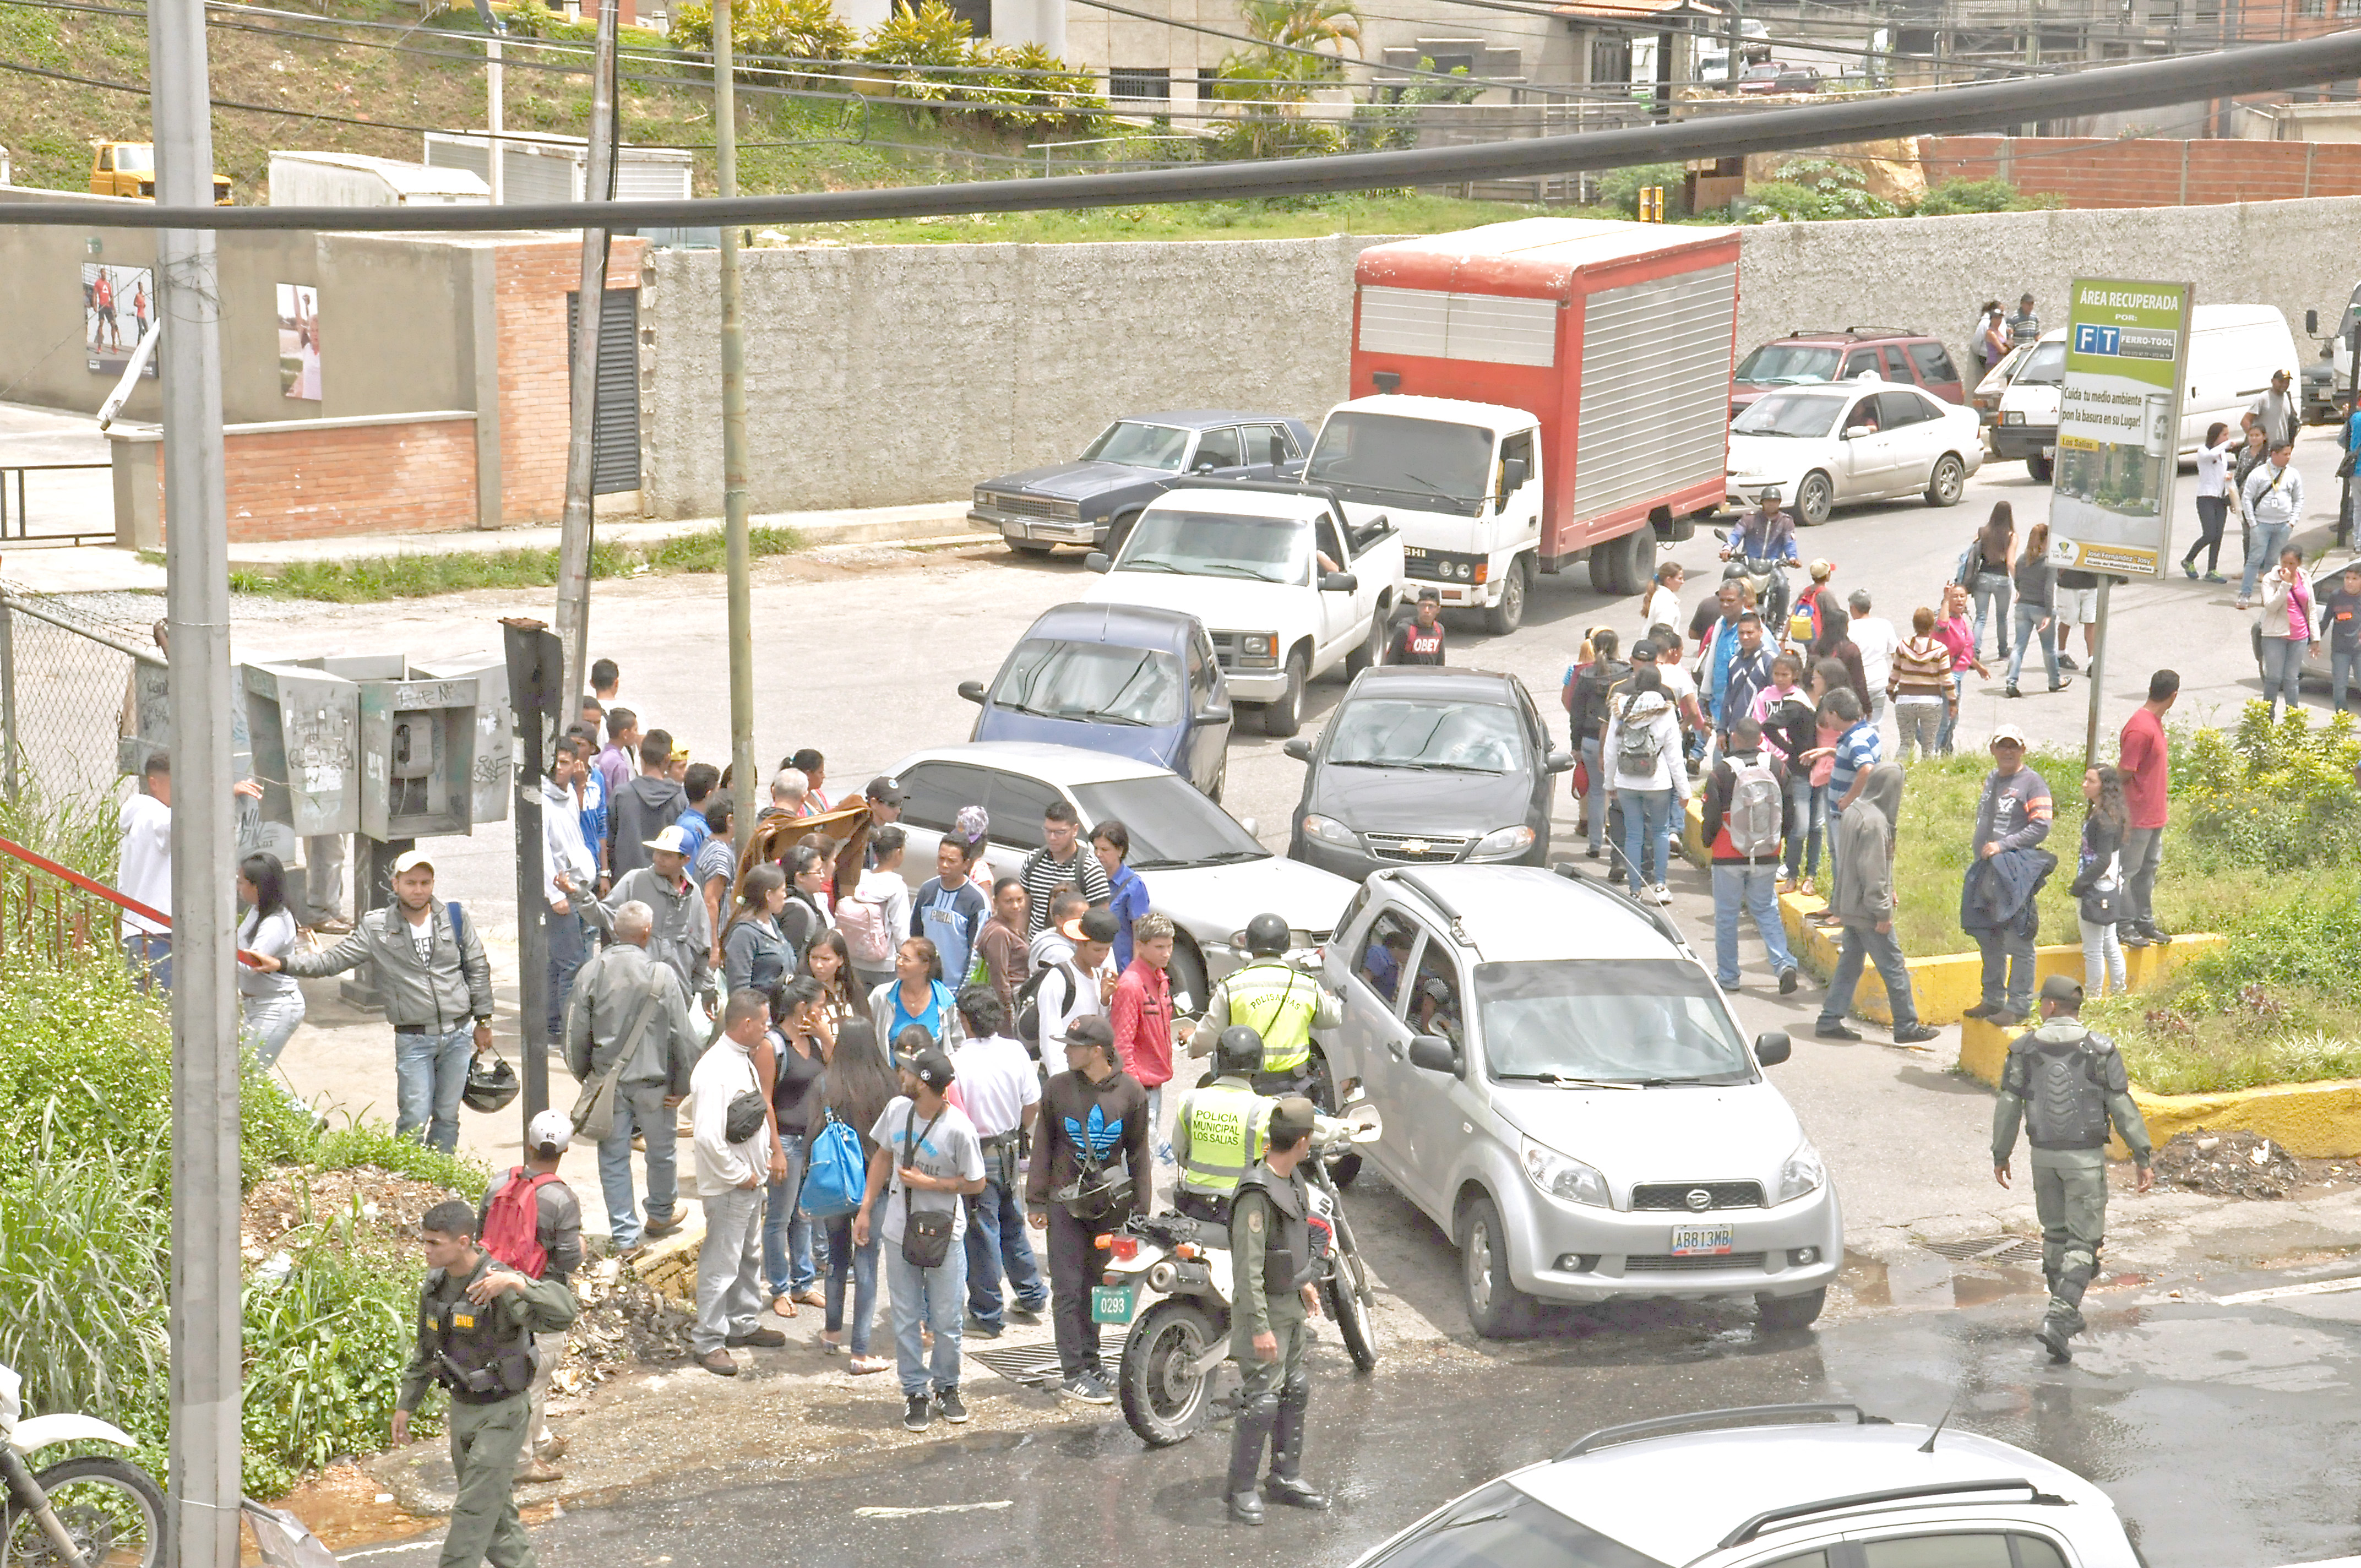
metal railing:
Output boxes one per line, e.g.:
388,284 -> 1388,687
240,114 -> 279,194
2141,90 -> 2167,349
0,462 -> 115,547
0,835 -> 131,968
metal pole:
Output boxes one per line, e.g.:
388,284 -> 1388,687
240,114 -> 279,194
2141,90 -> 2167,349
1724,0 -> 1741,94
2083,578 -> 2110,770
151,0 -> 241,1556
715,0 -> 759,807
488,33 -> 506,205
2341,323 -> 2359,548
503,618 -> 560,1130
0,595 -> 17,805
553,0 -> 619,709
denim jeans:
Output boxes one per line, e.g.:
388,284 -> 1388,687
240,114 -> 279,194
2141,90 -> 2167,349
2242,520 -> 2294,600
2080,916 -> 2127,998
546,910 -> 588,1041
1619,787 -> 1676,887
887,1234 -> 969,1397
824,1215 -> 880,1355
2261,635 -> 2306,712
1894,697 -> 1945,763
693,1186 -> 765,1355
2120,824 -> 2163,932
2008,601 -> 2058,689
240,992 -> 306,1069
596,1084 -> 679,1250
963,1169 -> 1047,1328
1580,738 -> 1607,853
1780,769 -> 1823,881
1711,862 -> 1795,986
2184,494 -> 2227,573
2335,647 -> 2361,714
1971,570 -> 2011,661
1937,669 -> 1966,755
763,1131 -> 816,1298
1820,921 -> 1921,1030
123,932 -> 172,994
1822,802 -> 1845,913
394,1026 -> 474,1152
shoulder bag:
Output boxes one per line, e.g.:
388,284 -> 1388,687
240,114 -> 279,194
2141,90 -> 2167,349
899,1103 -> 956,1269
2077,849 -> 2124,927
570,961 -> 668,1143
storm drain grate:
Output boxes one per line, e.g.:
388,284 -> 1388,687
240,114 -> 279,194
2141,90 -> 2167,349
967,1329 -> 1130,1390
1922,1235 -> 2046,1266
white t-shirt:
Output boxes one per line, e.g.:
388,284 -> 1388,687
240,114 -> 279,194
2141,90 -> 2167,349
1634,586 -> 1683,650
871,1096 -> 985,1246
1657,661 -> 1699,714
237,906 -> 303,1001
117,791 -> 172,935
1038,955 -> 1109,1048
1848,616 -> 1898,695
950,1033 -> 1042,1139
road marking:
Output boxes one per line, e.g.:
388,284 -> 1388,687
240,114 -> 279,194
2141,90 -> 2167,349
855,1501 -> 1015,1519
2211,1276 -> 2361,1305
340,1540 -> 444,1561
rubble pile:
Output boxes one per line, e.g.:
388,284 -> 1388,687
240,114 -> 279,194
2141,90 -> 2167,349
556,1260 -> 697,1392
241,1168 -> 455,1256
2151,1129 -> 2302,1200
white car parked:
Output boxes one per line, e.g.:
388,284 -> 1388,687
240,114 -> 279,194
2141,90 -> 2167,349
1724,378 -> 1983,526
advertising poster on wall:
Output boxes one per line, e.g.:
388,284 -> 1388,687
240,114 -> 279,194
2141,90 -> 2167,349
83,262 -> 157,377
276,283 -> 322,401
2049,277 -> 2195,580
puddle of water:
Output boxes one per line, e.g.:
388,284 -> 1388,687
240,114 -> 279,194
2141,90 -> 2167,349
1840,1248 -> 2047,1314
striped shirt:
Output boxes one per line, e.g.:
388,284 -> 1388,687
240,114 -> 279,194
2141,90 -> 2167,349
1829,720 -> 1883,806
1020,844 -> 1111,937
1888,636 -> 1954,700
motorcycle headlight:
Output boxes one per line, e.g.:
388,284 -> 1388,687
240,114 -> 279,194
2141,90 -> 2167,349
1521,1137 -> 1611,1207
1774,1139 -> 1826,1205
1469,824 -> 1536,861
1302,814 -> 1359,850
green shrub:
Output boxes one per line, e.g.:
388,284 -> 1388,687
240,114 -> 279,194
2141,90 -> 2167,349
672,0 -> 858,68
1907,176 -> 2061,216
313,1119 -> 491,1194
0,1131 -> 172,1427
1738,159 -> 1897,222
2182,701 -> 2361,872
859,0 -> 971,97
1597,162 -> 1687,219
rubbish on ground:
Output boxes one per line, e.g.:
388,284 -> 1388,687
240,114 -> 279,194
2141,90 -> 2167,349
2152,1129 -> 2300,1200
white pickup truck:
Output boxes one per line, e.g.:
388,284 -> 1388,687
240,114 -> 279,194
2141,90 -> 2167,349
1082,480 -> 1402,738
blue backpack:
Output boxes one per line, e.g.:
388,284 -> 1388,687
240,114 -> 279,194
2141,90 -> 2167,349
798,1111 -> 867,1220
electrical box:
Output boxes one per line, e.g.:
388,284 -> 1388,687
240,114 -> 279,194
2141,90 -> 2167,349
411,654 -> 512,826
357,675 -> 479,840
242,663 -> 362,837
118,664 -> 168,776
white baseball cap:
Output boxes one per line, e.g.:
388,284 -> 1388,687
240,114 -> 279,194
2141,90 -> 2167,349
391,849 -> 436,876
527,1108 -> 573,1153
642,825 -> 692,855
1988,722 -> 2031,748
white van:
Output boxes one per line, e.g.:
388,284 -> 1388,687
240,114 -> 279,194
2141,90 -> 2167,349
1993,303 -> 2300,480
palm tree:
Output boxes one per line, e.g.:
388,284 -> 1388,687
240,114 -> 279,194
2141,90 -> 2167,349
1239,0 -> 1363,67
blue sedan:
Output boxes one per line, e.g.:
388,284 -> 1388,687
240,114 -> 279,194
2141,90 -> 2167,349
970,410 -> 1313,557
958,603 -> 1234,801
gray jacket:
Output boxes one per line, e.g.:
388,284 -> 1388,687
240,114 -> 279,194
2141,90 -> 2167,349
583,866 -> 712,997
1830,763 -> 1902,928
562,941 -> 699,1097
283,901 -> 492,1032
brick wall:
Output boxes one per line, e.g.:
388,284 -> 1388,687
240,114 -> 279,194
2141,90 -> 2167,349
493,236 -> 648,525
154,415 -> 479,542
1921,135 -> 2361,210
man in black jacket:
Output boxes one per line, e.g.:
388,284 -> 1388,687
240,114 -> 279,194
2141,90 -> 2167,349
1569,629 -> 1630,862
608,729 -> 688,881
1025,1016 -> 1150,1406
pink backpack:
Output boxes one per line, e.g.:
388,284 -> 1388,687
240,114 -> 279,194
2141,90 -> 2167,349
837,889 -> 895,966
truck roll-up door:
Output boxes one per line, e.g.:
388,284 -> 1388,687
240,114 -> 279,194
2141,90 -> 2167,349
1573,262 -> 1737,520
1359,287 -> 1559,368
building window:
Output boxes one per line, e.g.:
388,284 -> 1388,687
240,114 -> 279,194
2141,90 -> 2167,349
1110,67 -> 1171,100
944,0 -> 989,31
1590,38 -> 1631,84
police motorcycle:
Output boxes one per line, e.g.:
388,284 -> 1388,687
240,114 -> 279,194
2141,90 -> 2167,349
1099,1097 -> 1384,1447
0,1363 -> 168,1568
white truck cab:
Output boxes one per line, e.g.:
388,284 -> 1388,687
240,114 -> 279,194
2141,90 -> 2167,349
1304,394 -> 1543,634
1081,480 -> 1404,738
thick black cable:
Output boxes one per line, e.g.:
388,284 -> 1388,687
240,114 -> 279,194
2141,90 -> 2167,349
6,30 -> 2355,230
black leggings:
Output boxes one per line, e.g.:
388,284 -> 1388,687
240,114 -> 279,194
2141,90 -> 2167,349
2184,495 -> 2227,570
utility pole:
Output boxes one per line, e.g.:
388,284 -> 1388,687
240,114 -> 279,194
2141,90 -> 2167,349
554,0 -> 620,709
715,0 -> 758,803
151,0 -> 241,1560
1724,0 -> 1742,94
470,0 -> 506,202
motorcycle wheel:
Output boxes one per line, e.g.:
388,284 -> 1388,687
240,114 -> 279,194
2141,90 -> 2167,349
1325,1253 -> 1380,1371
7,1456 -> 171,1568
1118,1298 -> 1221,1447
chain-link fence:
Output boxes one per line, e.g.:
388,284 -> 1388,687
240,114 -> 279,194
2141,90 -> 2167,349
0,587 -> 162,810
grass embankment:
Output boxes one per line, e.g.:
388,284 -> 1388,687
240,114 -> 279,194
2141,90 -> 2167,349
797,192 -> 1561,246
200,522 -> 802,602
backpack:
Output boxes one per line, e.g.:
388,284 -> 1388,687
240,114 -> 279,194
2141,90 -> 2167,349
797,1110 -> 868,1219
837,888 -> 896,967
481,1169 -> 562,1279
1614,694 -> 1668,778
1014,963 -> 1065,1051
1726,754 -> 1783,859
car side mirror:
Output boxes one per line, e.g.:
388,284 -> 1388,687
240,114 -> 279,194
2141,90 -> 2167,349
1283,738 -> 1313,762
1084,551 -> 1111,574
1755,1030 -> 1792,1066
1545,747 -> 1574,774
1320,571 -> 1358,594
1238,816 -> 1259,837
1198,703 -> 1232,725
1408,1035 -> 1460,1074
1195,460 -> 1219,474
1840,425 -> 1862,439
957,680 -> 986,705
2308,308 -> 2320,336
1500,456 -> 1528,494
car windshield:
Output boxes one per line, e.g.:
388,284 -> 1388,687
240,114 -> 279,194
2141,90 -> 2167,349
1362,1480 -> 1673,1568
1734,344 -> 1844,384
989,639 -> 1185,727
113,146 -> 155,172
1116,509 -> 1310,584
2015,341 -> 2066,387
1477,959 -> 1755,1085
1073,777 -> 1268,870
1731,393 -> 1844,439
1327,698 -> 1524,774
1082,421 -> 1191,472
1305,412 -> 1494,518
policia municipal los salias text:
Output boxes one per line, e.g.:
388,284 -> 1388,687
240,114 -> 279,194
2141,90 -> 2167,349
1175,1023 -> 1355,1224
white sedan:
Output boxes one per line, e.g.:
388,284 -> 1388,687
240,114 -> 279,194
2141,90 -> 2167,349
1724,378 -> 1984,526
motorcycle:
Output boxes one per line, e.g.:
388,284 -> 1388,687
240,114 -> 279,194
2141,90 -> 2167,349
1100,1099 -> 1384,1447
1720,556 -> 1792,633
0,1364 -> 169,1568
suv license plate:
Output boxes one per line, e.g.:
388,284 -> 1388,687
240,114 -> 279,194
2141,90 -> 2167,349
1091,1284 -> 1138,1325
1670,1224 -> 1734,1257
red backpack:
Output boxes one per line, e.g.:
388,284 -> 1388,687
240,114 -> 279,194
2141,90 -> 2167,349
481,1168 -> 563,1278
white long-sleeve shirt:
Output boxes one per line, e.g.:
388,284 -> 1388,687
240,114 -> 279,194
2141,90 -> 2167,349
1601,690 -> 1689,798
541,779 -> 597,910
689,1035 -> 766,1198
2242,458 -> 2304,530
2195,437 -> 2236,499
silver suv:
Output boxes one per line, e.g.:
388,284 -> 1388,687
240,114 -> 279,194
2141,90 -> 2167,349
1350,1404 -> 2142,1568
1317,864 -> 1839,1336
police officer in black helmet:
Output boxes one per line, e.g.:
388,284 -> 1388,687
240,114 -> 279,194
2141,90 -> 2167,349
1992,974 -> 2153,1363
1224,1096 -> 1329,1526
393,1199 -> 578,1568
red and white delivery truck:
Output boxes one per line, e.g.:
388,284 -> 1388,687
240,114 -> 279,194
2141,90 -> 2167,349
1301,218 -> 1741,633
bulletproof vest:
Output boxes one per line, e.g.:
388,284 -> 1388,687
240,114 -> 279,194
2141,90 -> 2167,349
2016,1031 -> 2110,1151
1177,1081 -> 1272,1199
1223,962 -> 1318,1076
429,1263 -> 536,1404
1233,1167 -> 1315,1297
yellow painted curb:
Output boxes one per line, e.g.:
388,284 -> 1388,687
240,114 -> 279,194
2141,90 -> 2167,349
1682,796 -> 1709,868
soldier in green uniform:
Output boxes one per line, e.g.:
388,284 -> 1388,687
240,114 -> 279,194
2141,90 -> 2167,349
1992,974 -> 2153,1363
1223,1097 -> 1328,1526
393,1200 -> 580,1568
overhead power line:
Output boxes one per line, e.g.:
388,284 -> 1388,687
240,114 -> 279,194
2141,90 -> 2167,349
4,26 -> 2354,230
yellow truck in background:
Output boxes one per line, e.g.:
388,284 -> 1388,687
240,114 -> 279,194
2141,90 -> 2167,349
90,142 -> 232,204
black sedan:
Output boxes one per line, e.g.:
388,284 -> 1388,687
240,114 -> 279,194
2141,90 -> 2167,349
1282,666 -> 1571,882
971,410 -> 1313,558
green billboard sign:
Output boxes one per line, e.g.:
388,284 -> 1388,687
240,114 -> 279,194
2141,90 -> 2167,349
2050,278 -> 2195,579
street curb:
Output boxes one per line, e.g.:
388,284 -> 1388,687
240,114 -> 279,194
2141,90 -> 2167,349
628,1224 -> 707,1305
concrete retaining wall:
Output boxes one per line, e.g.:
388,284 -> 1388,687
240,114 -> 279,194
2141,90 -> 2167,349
641,197 -> 2361,516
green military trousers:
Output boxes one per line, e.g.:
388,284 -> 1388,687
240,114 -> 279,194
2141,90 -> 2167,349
2032,1158 -> 2108,1329
442,1395 -> 535,1568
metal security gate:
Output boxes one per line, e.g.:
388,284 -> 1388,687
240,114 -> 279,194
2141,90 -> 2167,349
1571,263 -> 1738,520
567,287 -> 643,496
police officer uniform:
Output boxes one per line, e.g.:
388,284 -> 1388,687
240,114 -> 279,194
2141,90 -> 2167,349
397,1242 -> 579,1568
1189,914 -> 1341,1096
1992,974 -> 2152,1362
1172,1026 -> 1279,1224
1224,1098 -> 1329,1526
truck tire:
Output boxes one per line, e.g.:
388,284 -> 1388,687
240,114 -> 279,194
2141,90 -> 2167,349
1260,650 -> 1308,738
2027,451 -> 2055,483
1346,607 -> 1389,675
1796,471 -> 1835,527
1588,538 -> 1629,597
1484,556 -> 1530,635
1925,454 -> 1966,507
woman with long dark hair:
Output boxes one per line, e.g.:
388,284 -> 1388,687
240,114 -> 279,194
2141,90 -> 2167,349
781,845 -> 834,957
798,927 -> 858,1026
2006,521 -> 2065,696
806,1018 -> 897,1372
2071,765 -> 2130,998
236,851 -> 306,1069
2183,421 -> 2235,582
1812,604 -> 1870,713
1967,503 -> 2015,661
722,864 -> 792,996
759,974 -> 831,1317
